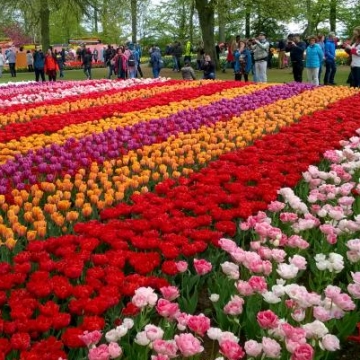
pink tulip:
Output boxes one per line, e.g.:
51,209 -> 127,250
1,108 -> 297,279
193,258 -> 212,275
187,314 -> 211,336
224,295 -> 244,316
219,340 -> 245,360
152,339 -> 178,358
156,299 -> 180,319
257,310 -> 279,329
174,333 -> 204,357
160,286 -> 180,301
79,330 -> 102,348
291,343 -> 314,360
88,344 -> 110,360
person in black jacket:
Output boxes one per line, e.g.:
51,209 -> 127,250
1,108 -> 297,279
201,54 -> 215,79
285,34 -> 306,82
82,49 -> 92,80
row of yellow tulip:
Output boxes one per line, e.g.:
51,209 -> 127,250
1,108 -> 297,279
0,81 -> 205,127
0,84 -> 268,163
1,85 -> 358,249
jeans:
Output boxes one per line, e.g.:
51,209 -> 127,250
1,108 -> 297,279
203,72 -> 215,80
318,63 -> 323,84
137,63 -> 143,77
107,64 -> 114,79
84,66 -> 92,79
307,67 -> 319,86
324,60 -> 336,84
292,61 -> 304,82
128,67 -> 137,79
351,66 -> 360,87
9,63 -> 16,77
152,67 -> 160,78
47,69 -> 57,81
35,68 -> 45,82
58,63 -> 64,77
255,60 -> 267,82
235,72 -> 248,82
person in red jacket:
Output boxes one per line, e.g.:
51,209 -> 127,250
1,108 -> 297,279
223,35 -> 240,73
44,48 -> 59,81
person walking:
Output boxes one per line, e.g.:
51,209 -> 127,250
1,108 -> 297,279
82,48 -> 93,80
33,47 -> 46,82
134,43 -> 143,77
150,46 -> 163,78
26,50 -> 34,72
324,32 -> 337,85
0,48 -> 4,78
317,34 -> 325,83
6,47 -> 17,77
173,42 -> 182,71
251,32 -> 269,82
104,45 -> 115,79
44,48 -> 59,81
113,47 -> 127,80
286,34 -> 306,82
55,48 -> 66,78
93,48 -> 98,63
305,35 -> 323,85
277,38 -> 286,69
184,40 -> 192,63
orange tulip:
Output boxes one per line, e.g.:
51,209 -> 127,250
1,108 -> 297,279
26,230 -> 37,241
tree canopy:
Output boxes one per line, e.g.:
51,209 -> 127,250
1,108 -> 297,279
0,0 -> 358,51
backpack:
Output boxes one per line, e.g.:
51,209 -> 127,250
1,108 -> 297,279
127,52 -> 136,67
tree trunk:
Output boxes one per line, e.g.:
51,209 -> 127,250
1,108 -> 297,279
329,0 -> 336,32
245,1 -> 250,38
179,1 -> 186,41
131,0 -> 137,43
101,0 -> 109,42
218,0 -> 226,43
195,0 -> 217,66
94,0 -> 99,33
305,0 -> 313,36
40,0 -> 50,51
189,0 -> 195,44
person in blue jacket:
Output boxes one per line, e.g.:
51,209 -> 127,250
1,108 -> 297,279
233,41 -> 252,81
324,32 -> 337,85
305,35 -> 324,85
33,46 -> 45,82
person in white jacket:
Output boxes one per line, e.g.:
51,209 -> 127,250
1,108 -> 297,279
0,48 -> 4,77
251,32 -> 270,83
345,26 -> 360,87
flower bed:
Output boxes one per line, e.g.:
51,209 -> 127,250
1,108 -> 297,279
0,79 -> 360,360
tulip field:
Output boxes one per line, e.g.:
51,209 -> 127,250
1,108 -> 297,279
2,78 -> 360,360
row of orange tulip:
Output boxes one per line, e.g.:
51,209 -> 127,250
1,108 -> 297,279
0,84 -> 267,163
1,85 -> 358,249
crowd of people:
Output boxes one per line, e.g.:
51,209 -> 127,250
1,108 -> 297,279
214,28 -> 360,87
0,27 -> 359,87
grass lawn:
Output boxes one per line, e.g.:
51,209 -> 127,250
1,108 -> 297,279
0,64 -> 352,85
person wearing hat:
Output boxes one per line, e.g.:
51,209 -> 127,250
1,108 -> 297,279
324,32 -> 337,85
251,32 -> 270,82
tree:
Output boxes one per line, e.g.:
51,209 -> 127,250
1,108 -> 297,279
131,0 -> 137,43
3,0 -> 97,50
0,22 -> 32,46
195,0 -> 217,64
